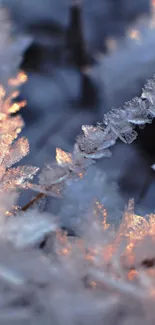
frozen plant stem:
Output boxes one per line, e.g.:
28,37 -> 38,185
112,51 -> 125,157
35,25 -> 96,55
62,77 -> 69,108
21,193 -> 46,211
31,76 -> 155,202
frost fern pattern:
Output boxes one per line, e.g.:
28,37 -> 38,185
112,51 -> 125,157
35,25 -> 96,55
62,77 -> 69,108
0,8 -> 38,192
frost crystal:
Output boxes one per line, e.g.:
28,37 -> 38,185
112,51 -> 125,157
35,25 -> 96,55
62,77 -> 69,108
0,8 -> 38,193
2,166 -> 39,190
76,125 -> 114,154
123,97 -> 152,125
35,69 -> 155,196
0,7 -> 155,325
56,148 -> 73,166
39,164 -> 69,186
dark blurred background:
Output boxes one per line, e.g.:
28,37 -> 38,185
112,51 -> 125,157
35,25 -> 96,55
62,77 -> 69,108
3,0 -> 155,214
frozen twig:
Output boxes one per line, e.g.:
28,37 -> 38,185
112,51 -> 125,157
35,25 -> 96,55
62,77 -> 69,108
31,76 -> 155,198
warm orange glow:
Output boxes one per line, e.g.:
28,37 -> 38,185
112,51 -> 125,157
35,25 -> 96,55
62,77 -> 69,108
60,248 -> 71,256
16,128 -> 22,134
9,100 -> 26,114
127,269 -> 138,281
128,29 -> 141,41
11,91 -> 20,99
90,281 -> 97,288
9,71 -> 27,87
0,70 -> 27,119
94,200 -> 110,230
5,210 -> 11,216
0,112 -> 6,120
56,230 -> 73,257
152,0 -> 155,7
85,253 -> 95,263
150,0 -> 155,28
18,71 -> 27,83
126,242 -> 134,253
102,244 -> 115,264
56,148 -> 72,166
78,172 -> 84,179
0,86 -> 5,99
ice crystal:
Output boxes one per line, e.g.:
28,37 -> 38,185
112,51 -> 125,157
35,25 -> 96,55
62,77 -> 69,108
2,137 -> 29,168
2,166 -> 39,190
56,148 -> 73,166
1,6 -> 155,325
0,120 -> 39,191
76,124 -> 115,155
33,63 -> 155,197
0,8 -> 38,193
39,163 -> 69,186
0,193 -> 154,325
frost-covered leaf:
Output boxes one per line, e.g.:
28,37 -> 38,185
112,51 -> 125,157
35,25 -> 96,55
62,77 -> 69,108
0,116 -> 24,135
2,138 -> 29,168
0,9 -> 33,194
39,164 -> 69,186
0,133 -> 14,164
56,148 -> 72,166
2,166 -> 39,190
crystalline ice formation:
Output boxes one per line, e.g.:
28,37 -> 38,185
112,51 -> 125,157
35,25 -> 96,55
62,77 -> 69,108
0,8 -> 38,192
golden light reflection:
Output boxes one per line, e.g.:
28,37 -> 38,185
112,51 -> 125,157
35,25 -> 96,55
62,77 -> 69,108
5,210 -> 11,217
0,86 -> 5,99
53,199 -> 155,292
127,29 -> 141,41
11,91 -> 19,99
150,0 -> 155,28
56,148 -> 73,166
0,70 -> 28,120
102,244 -> 115,264
9,100 -> 26,114
94,200 -> 110,230
90,281 -> 97,288
0,113 -> 6,120
56,230 -> 73,256
9,71 -> 27,87
127,269 -> 138,281
78,172 -> 84,179
16,128 -> 22,134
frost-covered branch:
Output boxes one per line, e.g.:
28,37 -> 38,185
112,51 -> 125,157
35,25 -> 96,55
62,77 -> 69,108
1,7 -> 155,325
29,75 -> 155,199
